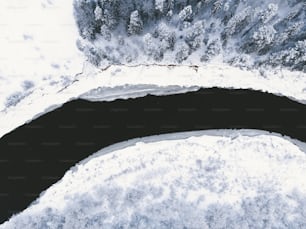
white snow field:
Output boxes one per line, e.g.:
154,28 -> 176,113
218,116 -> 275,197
1,130 -> 306,228
0,0 -> 306,139
0,0 -> 84,110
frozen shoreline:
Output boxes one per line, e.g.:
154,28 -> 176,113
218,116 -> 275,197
1,63 -> 305,139
2,129 -> 306,228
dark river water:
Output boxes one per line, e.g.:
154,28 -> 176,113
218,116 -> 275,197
0,88 -> 305,223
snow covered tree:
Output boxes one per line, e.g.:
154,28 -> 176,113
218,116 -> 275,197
276,22 -> 304,46
178,5 -> 193,22
224,6 -> 252,36
73,0 -> 98,40
143,33 -> 164,61
201,39 -> 221,62
175,41 -> 190,63
94,5 -> 102,21
270,40 -> 306,72
184,20 -> 205,50
138,0 -> 155,18
258,3 -> 278,24
101,8 -> 118,29
128,10 -> 143,35
83,45 -> 102,66
251,25 -> 276,53
155,0 -> 166,14
153,22 -> 176,51
212,0 -> 224,15
100,24 -> 112,41
220,0 -> 241,25
73,0 -> 306,71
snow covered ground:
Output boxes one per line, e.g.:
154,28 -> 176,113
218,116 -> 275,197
1,130 -> 306,228
1,1 -> 306,227
0,0 -> 306,139
0,0 -> 84,112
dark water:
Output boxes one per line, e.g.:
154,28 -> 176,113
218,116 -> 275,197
0,88 -> 305,223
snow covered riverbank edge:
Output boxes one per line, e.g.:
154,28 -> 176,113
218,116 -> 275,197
1,63 -> 305,139
2,129 -> 306,228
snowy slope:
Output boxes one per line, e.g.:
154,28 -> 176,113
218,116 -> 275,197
1,130 -> 306,228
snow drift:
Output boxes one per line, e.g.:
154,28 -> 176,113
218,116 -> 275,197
1,130 -> 306,228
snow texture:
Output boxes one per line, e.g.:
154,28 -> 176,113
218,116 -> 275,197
0,0 -> 84,112
74,0 -> 306,72
1,130 -> 306,229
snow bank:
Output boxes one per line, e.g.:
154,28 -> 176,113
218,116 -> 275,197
1,130 -> 306,228
1,63 -> 305,139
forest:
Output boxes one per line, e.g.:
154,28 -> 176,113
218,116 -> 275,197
73,0 -> 306,72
